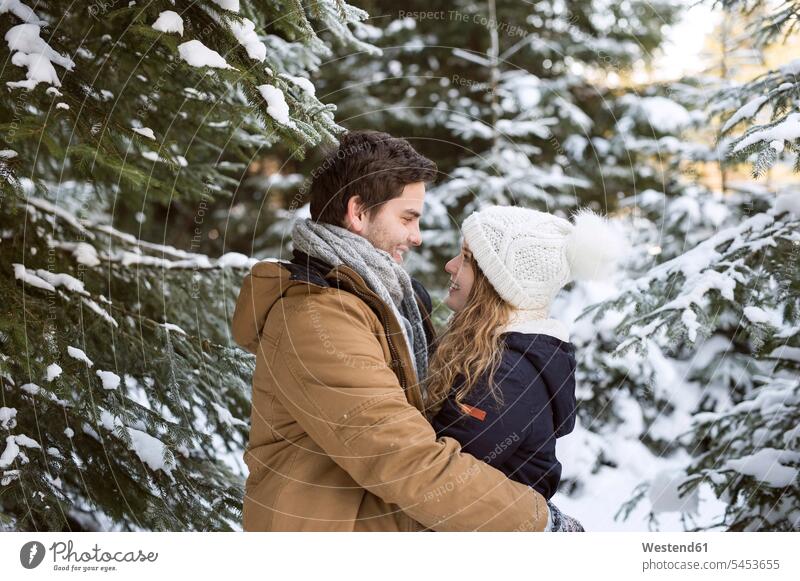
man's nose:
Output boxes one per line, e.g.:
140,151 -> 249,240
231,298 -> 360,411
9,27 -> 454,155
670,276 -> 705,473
408,223 -> 422,246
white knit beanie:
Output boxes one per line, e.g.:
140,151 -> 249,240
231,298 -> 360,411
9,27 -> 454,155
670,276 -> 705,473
461,206 -> 625,312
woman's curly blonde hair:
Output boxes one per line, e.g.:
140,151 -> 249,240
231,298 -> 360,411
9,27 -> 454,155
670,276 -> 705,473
424,258 -> 513,418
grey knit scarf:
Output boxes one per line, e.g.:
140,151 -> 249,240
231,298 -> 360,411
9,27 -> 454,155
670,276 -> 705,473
291,218 -> 428,381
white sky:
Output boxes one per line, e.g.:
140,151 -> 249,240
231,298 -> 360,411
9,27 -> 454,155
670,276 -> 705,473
652,2 -> 719,80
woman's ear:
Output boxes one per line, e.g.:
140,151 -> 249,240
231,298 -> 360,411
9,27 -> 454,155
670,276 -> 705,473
344,195 -> 367,233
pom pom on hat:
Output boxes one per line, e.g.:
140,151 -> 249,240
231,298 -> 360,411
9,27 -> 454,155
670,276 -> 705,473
566,209 -> 627,281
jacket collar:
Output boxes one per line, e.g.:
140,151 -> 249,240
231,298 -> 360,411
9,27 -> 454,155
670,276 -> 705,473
286,250 -> 333,286
499,310 -> 570,342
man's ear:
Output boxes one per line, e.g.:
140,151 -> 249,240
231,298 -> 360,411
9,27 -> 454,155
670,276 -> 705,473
344,195 -> 367,233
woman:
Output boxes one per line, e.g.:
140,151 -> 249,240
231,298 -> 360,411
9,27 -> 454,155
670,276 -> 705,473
425,206 -> 624,532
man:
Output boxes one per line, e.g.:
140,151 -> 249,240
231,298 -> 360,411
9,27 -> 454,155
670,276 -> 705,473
231,130 -> 549,531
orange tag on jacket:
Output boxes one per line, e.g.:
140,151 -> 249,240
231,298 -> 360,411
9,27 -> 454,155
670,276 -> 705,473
459,403 -> 487,421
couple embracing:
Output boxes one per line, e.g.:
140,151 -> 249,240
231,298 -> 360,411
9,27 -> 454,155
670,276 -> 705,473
232,130 -> 618,532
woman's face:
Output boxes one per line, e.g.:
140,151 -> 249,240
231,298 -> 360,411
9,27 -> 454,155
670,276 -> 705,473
443,240 -> 475,312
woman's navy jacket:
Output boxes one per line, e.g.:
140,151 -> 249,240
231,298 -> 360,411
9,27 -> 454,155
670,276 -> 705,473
431,332 -> 577,500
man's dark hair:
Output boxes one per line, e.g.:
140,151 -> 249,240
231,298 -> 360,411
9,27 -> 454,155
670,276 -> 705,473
309,130 -> 438,226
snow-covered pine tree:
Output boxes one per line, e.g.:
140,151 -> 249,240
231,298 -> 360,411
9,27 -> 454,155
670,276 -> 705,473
1,0 -> 377,530
684,0 -> 800,531
579,0 -> 800,530
716,0 -> 800,178
557,78 -> 722,282
549,185 -> 737,530
701,2 -> 766,193
427,0 -> 683,217
592,186 -> 799,530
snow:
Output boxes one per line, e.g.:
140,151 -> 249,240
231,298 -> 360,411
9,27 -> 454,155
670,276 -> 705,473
117,250 -> 213,269
282,74 -> 316,96
0,433 -> 40,469
638,212 -> 775,292
725,449 -> 800,488
446,114 -> 494,140
127,428 -> 175,476
20,383 -> 39,395
211,0 -> 239,11
257,84 -> 296,128
45,363 -> 62,382
73,242 -> 101,267
26,197 -> 95,239
1,470 -> 20,486
649,469 -> 699,515
386,17 -> 416,35
21,265 -> 116,325
638,96 -> 692,133
95,370 -> 121,390
67,346 -> 94,367
452,47 -> 492,67
496,118 -> 555,138
178,40 -> 234,70
64,427 -> 74,438
769,345 -> 800,363
152,11 -> 184,36
743,305 -> 780,327
124,375 -> 152,410
82,422 -> 100,441
0,436 -> 20,469
0,0 -> 45,24
4,21 -> 76,90
56,102 -> 69,110
14,434 -> 40,449
211,402 -> 247,428
722,95 -> 768,133
645,270 -> 737,342
0,149 -> 18,159
141,149 -> 166,163
773,192 -> 800,217
160,322 -> 187,335
681,308 -> 699,341
132,126 -> 156,140
99,409 -> 122,432
230,18 -> 266,61
728,378 -> 797,416
554,95 -> 593,132
554,413 -> 726,531
13,263 -> 55,292
779,58 -> 800,76
34,268 -> 88,295
83,298 -> 118,327
0,407 -> 17,429
785,425 -> 800,448
732,112 -> 800,153
563,135 -> 588,159
217,251 -> 258,269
